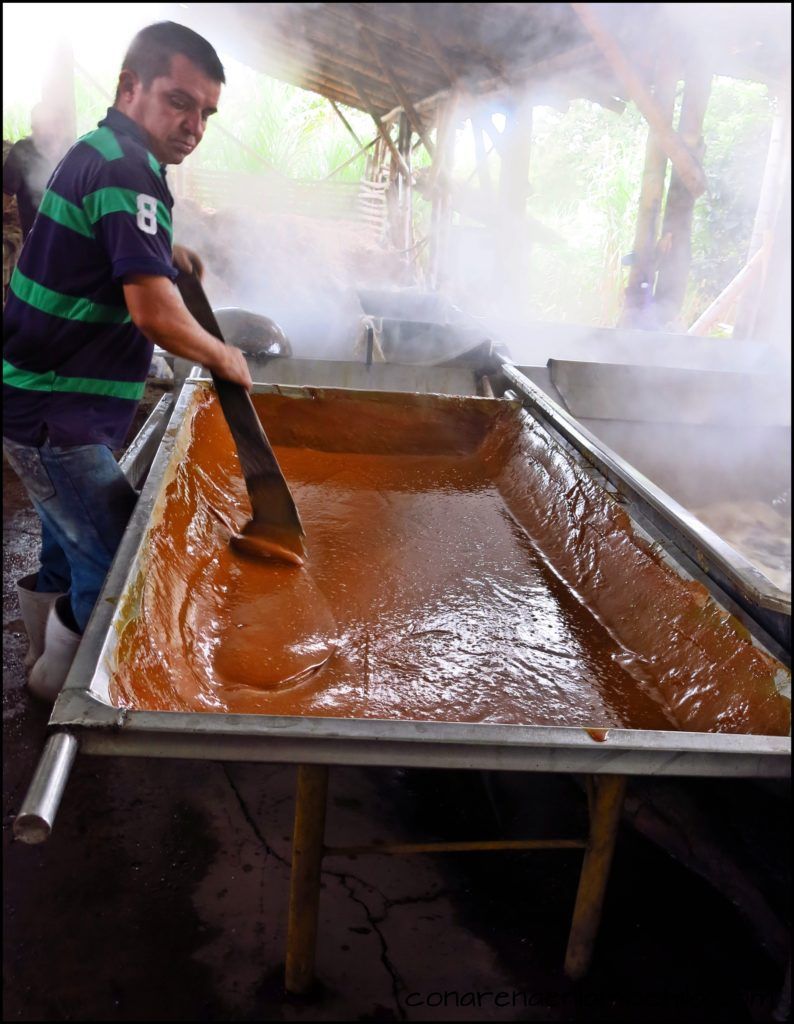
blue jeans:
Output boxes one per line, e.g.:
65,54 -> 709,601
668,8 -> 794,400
3,438 -> 137,632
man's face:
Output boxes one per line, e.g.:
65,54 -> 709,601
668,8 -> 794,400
118,53 -> 221,165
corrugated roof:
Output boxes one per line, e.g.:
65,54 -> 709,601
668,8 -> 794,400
163,2 -> 790,118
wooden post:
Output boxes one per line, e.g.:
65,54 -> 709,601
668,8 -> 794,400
398,112 -> 414,258
386,129 -> 401,249
351,73 -> 412,183
620,60 -> 677,328
565,774 -> 627,980
654,66 -> 712,328
428,100 -> 457,290
285,764 -> 329,995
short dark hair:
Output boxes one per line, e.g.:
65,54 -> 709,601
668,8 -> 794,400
118,21 -> 225,93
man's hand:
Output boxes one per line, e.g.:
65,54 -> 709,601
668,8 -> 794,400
172,244 -> 205,281
206,342 -> 253,390
123,274 -> 252,391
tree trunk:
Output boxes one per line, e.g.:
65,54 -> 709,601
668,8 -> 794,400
621,60 -> 677,329
654,66 -> 712,329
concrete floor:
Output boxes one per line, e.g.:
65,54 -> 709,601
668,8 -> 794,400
2,408 -> 790,1022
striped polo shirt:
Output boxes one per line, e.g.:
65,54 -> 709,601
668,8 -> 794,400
2,108 -> 177,448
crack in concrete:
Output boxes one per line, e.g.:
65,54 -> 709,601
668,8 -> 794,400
221,765 -> 291,870
381,890 -> 450,914
333,870 -> 408,1021
222,765 -> 458,1018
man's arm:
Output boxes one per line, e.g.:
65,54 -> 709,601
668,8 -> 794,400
123,274 -> 252,389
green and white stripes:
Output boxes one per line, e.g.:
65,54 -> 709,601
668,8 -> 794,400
9,269 -> 131,323
3,359 -> 145,401
83,187 -> 172,238
38,186 -> 172,240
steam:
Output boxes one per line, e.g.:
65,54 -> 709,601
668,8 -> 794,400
3,3 -> 790,588
171,199 -> 400,359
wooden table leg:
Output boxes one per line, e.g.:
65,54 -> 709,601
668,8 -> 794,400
564,773 -> 627,980
285,764 -> 329,994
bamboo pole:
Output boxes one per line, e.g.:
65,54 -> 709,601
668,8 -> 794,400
328,99 -> 363,149
351,73 -> 412,181
323,135 -> 378,180
687,246 -> 766,336
571,3 -> 706,197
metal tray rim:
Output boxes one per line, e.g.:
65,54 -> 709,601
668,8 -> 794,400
49,375 -> 791,777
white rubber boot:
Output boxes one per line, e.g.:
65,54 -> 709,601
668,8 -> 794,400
16,573 -> 64,669
28,597 -> 82,703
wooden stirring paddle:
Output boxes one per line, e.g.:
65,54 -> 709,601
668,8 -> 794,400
175,268 -> 306,566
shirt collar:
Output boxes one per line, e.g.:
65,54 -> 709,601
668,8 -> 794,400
98,108 -> 166,172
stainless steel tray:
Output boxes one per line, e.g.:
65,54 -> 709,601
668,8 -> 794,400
45,372 -> 789,779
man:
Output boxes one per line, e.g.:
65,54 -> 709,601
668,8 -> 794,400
3,104 -> 72,240
3,21 -> 252,701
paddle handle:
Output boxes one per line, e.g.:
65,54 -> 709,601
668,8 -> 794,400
174,270 -> 304,533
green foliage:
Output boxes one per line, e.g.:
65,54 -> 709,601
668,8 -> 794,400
3,105 -> 32,142
3,59 -> 773,330
468,78 -> 774,327
522,101 -> 647,324
685,78 -> 773,325
194,75 -> 373,182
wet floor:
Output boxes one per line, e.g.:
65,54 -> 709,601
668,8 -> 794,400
2,398 -> 790,1022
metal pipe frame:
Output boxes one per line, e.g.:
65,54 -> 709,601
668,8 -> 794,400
13,733 -> 79,844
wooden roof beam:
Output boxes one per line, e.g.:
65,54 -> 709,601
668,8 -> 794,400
328,100 -> 364,149
351,72 -> 412,181
571,3 -> 707,197
356,20 -> 436,158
